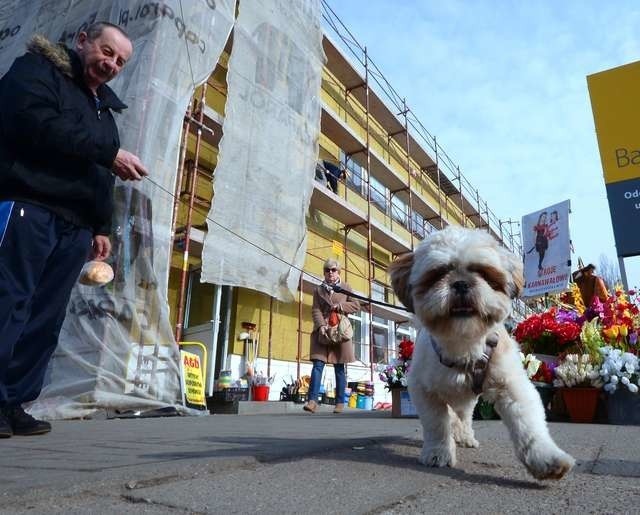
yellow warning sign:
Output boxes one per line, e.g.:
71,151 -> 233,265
180,350 -> 206,408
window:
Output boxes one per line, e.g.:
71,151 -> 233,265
394,323 -> 415,362
340,150 -> 364,194
372,323 -> 389,364
391,196 -> 409,228
370,175 -> 388,214
412,211 -> 426,239
349,314 -> 365,362
371,281 -> 386,303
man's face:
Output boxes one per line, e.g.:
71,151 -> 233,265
76,27 -> 132,91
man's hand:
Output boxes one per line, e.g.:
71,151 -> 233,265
319,326 -> 328,337
112,149 -> 148,181
91,235 -> 112,261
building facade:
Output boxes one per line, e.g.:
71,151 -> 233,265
167,10 -> 523,402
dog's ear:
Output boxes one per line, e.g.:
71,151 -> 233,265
389,252 -> 415,312
501,249 -> 524,299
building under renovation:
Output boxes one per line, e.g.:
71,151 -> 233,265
168,3 -> 524,403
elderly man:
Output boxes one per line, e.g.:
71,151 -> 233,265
0,22 -> 147,437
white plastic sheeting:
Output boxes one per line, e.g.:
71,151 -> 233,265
201,0 -> 325,302
0,0 -> 235,418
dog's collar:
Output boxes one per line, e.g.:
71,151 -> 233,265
430,333 -> 499,394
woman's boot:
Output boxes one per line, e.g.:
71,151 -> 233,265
303,400 -> 317,413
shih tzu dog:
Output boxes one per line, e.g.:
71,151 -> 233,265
389,227 -> 574,480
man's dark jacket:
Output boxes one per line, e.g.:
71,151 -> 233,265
0,35 -> 126,235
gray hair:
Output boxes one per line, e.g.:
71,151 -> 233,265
84,22 -> 129,42
323,258 -> 341,271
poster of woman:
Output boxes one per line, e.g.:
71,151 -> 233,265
521,200 -> 572,297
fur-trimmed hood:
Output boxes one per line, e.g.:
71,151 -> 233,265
27,34 -> 73,79
25,34 -> 126,111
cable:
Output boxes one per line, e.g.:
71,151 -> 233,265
151,1 -> 409,314
142,173 -> 410,313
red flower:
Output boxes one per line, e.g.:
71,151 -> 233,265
531,362 -> 553,384
398,339 -> 414,361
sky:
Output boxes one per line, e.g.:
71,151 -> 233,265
324,1 -> 640,289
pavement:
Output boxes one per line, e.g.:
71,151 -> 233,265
0,402 -> 639,514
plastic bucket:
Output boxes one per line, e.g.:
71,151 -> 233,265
356,394 -> 369,409
252,385 -> 270,401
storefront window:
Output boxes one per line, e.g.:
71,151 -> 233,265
394,323 -> 415,362
186,269 -> 215,328
349,314 -> 365,362
372,322 -> 389,364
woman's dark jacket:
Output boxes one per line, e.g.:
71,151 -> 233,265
0,35 -> 125,235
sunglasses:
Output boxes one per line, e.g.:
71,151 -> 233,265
324,267 -> 339,273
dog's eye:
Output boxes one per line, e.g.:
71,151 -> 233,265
422,265 -> 452,287
469,265 -> 506,293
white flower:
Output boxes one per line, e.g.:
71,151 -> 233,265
599,346 -> 640,393
554,354 -> 601,388
604,383 -> 617,393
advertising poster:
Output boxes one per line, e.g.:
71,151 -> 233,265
522,200 -> 571,297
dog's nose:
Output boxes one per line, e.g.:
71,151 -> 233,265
451,280 -> 469,294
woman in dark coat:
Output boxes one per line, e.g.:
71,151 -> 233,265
304,259 -> 359,414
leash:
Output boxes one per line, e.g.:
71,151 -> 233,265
330,284 -> 410,313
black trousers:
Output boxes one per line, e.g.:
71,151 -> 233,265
0,201 -> 92,408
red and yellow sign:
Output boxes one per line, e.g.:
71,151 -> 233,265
180,350 -> 206,408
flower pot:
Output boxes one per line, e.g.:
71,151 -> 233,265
473,397 -> 499,420
560,387 -> 599,423
391,388 -> 417,418
533,382 -> 555,411
534,354 -> 558,366
607,388 -> 640,425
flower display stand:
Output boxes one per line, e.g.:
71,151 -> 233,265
607,389 -> 640,425
534,383 -> 555,412
473,397 -> 499,420
391,388 -> 417,418
533,354 -> 558,366
560,387 -> 599,423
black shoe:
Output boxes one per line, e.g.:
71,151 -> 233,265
0,411 -> 12,438
4,406 -> 51,436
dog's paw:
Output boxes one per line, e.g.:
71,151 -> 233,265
419,445 -> 456,467
524,444 -> 575,480
455,434 -> 479,448
452,420 -> 479,448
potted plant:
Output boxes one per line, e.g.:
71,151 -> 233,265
598,287 -> 640,352
553,354 -> 602,423
513,307 -> 582,358
597,346 -> 640,425
378,338 -> 415,417
521,353 -> 555,413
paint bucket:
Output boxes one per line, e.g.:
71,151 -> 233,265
252,385 -> 270,401
356,394 -> 372,410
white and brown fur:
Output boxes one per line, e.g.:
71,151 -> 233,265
389,227 -> 574,480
